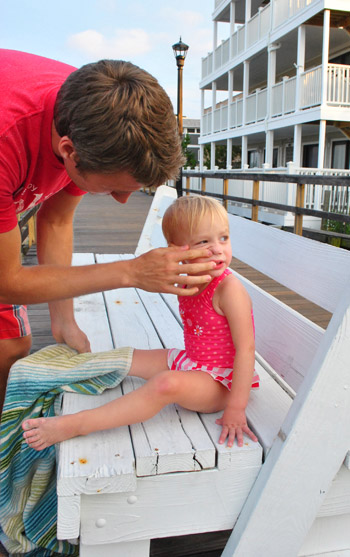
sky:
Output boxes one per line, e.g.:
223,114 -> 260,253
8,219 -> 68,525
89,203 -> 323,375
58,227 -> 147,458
1,0 -> 217,119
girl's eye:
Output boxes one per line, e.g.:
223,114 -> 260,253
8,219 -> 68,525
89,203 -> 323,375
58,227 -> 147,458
197,239 -> 208,245
220,235 -> 229,242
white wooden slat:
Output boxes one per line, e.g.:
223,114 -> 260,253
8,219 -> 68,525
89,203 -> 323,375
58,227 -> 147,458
228,214 -> 350,313
72,253 -> 114,353
95,254 -> 163,350
80,540 -> 150,557
246,361 -> 293,454
222,289 -> 350,557
135,185 -> 176,256
57,387 -> 136,498
136,289 -> 184,349
56,495 -> 81,540
232,270 -> 325,392
298,514 -> 350,556
123,377 -> 216,476
79,468 -> 262,545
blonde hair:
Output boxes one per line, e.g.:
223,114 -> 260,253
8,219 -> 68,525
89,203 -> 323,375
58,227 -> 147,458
162,195 -> 228,244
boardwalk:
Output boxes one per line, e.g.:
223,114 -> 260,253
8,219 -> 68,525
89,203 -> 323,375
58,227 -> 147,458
18,190 -> 332,557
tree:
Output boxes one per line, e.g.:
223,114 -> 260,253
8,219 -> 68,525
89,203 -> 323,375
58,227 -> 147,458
182,134 -> 197,169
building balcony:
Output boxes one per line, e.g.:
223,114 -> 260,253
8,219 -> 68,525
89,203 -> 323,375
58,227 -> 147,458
203,0 -> 318,81
202,63 -> 350,136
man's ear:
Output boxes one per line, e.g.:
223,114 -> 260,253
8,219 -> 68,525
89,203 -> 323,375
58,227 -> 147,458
57,136 -> 79,164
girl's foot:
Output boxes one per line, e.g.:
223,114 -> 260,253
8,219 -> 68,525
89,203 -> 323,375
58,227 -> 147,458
22,415 -> 79,450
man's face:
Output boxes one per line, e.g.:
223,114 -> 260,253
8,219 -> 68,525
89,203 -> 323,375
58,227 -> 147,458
65,163 -> 144,204
55,133 -> 145,204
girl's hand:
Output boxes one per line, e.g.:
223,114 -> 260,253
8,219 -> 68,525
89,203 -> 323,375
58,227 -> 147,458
215,408 -> 258,448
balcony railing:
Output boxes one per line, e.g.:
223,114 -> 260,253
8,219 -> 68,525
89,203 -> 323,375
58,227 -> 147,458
202,64 -> 350,136
203,0 -> 317,81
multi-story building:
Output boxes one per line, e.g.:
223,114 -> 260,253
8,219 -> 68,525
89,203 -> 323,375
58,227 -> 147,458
183,118 -> 200,166
197,0 -> 350,225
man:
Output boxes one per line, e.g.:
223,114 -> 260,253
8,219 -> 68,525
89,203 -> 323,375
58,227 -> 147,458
0,50 -> 213,411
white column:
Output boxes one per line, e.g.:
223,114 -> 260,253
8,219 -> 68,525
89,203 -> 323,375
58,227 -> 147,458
267,44 -> 278,118
227,138 -> 232,169
242,61 -> 250,125
295,25 -> 305,111
211,81 -> 217,135
228,69 -> 234,129
245,0 -> 252,49
213,20 -> 218,52
230,1 -> 236,35
293,124 -> 302,167
321,10 -> 330,106
211,142 -> 216,170
241,136 -> 248,168
314,120 -> 326,209
265,130 -> 274,167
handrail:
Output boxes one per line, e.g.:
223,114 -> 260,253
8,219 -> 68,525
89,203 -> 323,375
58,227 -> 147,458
182,170 -> 350,236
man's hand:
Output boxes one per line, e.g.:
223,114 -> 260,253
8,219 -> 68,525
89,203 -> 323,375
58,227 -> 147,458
215,408 -> 258,448
131,246 -> 215,296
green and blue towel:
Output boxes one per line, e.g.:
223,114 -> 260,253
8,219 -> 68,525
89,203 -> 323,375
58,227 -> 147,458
0,344 -> 133,556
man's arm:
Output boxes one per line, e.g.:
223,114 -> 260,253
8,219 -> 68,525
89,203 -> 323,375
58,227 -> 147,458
0,197 -> 215,306
36,189 -> 91,352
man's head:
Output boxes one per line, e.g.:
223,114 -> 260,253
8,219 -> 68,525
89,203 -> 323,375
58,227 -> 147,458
54,59 -> 184,188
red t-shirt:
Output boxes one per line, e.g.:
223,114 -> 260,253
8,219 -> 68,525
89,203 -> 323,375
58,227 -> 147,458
0,49 -> 86,233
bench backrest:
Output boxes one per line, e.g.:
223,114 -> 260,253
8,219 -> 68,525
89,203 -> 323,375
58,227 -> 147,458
136,186 -> 350,394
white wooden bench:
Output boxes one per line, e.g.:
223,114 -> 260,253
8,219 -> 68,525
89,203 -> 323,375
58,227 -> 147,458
57,185 -> 350,556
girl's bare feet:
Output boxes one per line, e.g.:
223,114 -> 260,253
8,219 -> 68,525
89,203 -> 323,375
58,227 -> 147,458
22,415 -> 80,450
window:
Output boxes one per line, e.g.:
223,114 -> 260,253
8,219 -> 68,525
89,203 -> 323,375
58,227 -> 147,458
332,141 -> 350,169
302,144 -> 318,168
248,150 -> 259,168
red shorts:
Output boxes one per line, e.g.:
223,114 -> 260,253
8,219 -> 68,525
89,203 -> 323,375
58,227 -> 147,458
0,304 -> 31,340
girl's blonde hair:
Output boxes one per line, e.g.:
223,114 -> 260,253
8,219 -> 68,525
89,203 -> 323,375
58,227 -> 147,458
162,195 -> 228,244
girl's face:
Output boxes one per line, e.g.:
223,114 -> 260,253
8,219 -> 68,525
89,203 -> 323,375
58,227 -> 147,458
175,213 -> 232,279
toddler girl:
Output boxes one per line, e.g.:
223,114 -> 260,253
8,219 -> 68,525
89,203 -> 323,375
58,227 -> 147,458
23,195 -> 259,449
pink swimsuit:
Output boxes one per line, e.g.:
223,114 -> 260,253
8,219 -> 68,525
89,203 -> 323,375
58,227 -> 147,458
168,269 -> 260,391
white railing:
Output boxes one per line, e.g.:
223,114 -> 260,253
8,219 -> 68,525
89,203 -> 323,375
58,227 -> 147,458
214,38 -> 230,71
327,64 -> 350,106
202,3 -> 270,80
247,4 -> 271,49
274,0 -> 315,28
245,88 -> 268,124
201,64 -> 350,135
300,65 -> 322,108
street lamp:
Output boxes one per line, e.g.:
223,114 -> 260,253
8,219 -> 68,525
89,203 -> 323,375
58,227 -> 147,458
172,37 -> 189,197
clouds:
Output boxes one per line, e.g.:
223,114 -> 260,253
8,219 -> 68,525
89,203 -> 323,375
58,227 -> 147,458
68,28 -> 153,60
3,0 -> 215,118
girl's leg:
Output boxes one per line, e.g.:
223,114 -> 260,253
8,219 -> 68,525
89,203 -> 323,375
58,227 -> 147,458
129,349 -> 169,380
23,370 -> 229,451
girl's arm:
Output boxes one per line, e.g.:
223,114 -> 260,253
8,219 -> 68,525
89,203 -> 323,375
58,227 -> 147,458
214,274 -> 258,447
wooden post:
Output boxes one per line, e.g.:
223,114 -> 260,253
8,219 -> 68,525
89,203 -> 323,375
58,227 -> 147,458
322,189 -> 331,230
223,178 -> 229,210
201,177 -> 206,194
251,180 -> 260,222
27,216 -> 36,248
294,183 -> 305,236
186,177 -> 190,196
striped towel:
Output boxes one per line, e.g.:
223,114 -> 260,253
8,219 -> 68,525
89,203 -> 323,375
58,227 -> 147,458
0,344 -> 133,556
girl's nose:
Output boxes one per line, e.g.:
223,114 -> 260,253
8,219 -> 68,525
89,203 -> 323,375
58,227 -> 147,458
209,242 -> 222,255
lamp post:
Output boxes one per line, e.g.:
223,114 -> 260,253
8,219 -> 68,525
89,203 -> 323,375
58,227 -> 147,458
172,37 -> 189,197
